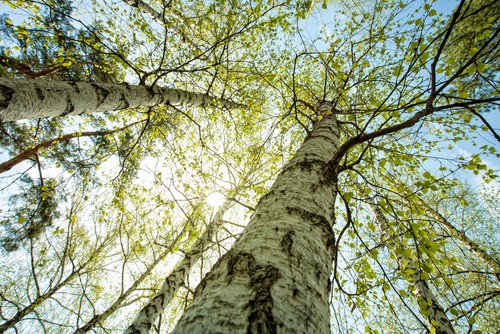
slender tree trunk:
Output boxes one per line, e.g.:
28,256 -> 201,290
125,198 -> 233,333
170,112 -> 339,334
389,176 -> 500,279
74,249 -> 170,333
417,197 -> 500,279
122,0 -> 166,26
0,241 -> 107,332
75,203 -> 204,333
354,183 -> 456,334
0,269 -> 81,332
0,78 -> 244,122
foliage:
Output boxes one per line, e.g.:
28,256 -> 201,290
0,0 -> 499,333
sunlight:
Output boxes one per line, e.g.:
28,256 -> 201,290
206,192 -> 226,208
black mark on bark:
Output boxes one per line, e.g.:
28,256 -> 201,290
246,260 -> 280,333
286,207 -> 335,256
62,95 -> 75,116
0,85 -> 14,109
119,93 -> 130,109
224,252 -> 280,334
91,83 -> 110,107
35,86 -> 44,101
69,81 -> 80,93
282,158 -> 328,174
194,250 -> 232,298
281,230 -> 295,258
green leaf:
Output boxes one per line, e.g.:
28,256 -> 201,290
344,192 -> 354,202
477,63 -> 487,73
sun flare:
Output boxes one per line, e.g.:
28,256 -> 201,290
206,192 -> 226,208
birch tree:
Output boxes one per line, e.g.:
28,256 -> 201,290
1,0 -> 499,333
353,182 -> 456,334
0,78 -> 244,122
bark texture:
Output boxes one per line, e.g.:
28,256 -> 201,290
170,114 -> 339,334
355,183 -> 456,334
0,78 -> 243,122
125,199 -> 233,334
122,0 -> 165,26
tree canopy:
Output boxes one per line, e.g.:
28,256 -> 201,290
0,0 -> 499,333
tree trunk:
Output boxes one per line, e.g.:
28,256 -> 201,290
0,78 -> 243,122
355,183 -> 456,334
125,198 -> 233,333
0,242 -> 107,333
390,177 -> 500,279
122,0 -> 166,26
75,249 -> 170,333
418,197 -> 500,279
170,112 -> 339,334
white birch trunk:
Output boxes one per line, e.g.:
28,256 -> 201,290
391,178 -> 500,279
170,114 -> 340,334
75,248 -> 171,333
418,198 -> 500,279
355,184 -> 456,334
122,0 -> 165,26
125,198 -> 233,334
0,78 -> 243,122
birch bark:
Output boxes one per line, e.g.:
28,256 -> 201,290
0,78 -> 243,122
170,113 -> 340,334
125,198 -> 233,334
355,183 -> 456,334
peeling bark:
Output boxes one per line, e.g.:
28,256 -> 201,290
0,78 -> 244,122
170,113 -> 340,334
